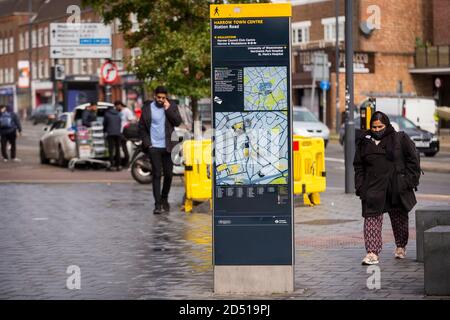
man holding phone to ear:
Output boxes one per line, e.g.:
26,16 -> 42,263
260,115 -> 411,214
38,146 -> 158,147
138,86 -> 183,214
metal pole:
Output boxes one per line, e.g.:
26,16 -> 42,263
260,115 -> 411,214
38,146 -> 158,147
53,59 -> 58,108
344,0 -> 355,194
28,0 -> 33,116
310,53 -> 316,116
105,85 -> 112,103
335,0 -> 340,133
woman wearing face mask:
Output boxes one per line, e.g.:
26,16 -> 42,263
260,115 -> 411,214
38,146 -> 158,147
353,111 -> 420,265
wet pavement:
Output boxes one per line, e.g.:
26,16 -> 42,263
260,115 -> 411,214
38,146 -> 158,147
0,182 -> 449,300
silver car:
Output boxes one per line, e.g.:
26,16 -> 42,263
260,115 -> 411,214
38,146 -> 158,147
39,112 -> 77,166
292,106 -> 330,147
39,102 -> 134,166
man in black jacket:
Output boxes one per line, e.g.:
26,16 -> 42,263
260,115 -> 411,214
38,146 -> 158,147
0,105 -> 22,162
103,106 -> 123,171
138,86 -> 183,214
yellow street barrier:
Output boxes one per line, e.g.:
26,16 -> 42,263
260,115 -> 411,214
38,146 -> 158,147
293,135 -> 326,206
183,139 -> 212,213
182,136 -> 326,211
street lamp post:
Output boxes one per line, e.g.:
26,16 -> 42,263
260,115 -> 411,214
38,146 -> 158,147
28,0 -> 33,115
335,0 -> 340,134
344,0 -> 355,194
27,0 -> 51,114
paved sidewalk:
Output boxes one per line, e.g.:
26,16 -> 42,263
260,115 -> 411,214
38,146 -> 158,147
0,183 -> 449,300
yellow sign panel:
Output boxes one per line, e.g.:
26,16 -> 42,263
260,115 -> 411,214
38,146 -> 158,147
210,3 -> 292,19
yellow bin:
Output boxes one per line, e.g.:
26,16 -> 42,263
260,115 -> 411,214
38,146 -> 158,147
293,135 -> 326,206
183,139 -> 212,213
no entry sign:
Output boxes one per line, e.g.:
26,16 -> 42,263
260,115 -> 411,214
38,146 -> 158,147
100,61 -> 119,84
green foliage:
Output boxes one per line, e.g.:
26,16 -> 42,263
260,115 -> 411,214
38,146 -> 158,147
83,0 -> 269,100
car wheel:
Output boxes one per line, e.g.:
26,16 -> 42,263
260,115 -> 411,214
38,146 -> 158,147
33,120 -> 38,125
424,152 -> 437,157
57,145 -> 68,167
40,143 -> 50,164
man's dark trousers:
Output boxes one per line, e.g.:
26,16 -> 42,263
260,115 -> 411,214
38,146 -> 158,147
120,135 -> 129,166
107,135 -> 121,167
149,147 -> 173,206
1,132 -> 16,159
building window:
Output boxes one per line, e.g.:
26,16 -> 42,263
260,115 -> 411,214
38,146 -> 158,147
292,21 -> 311,45
44,59 -> 49,78
19,33 -> 24,51
44,27 -> 49,47
38,60 -> 43,79
4,38 -> 8,54
64,59 -> 70,75
32,30 -> 37,48
115,48 -> 123,70
0,69 -> 3,83
32,63 -> 37,80
114,18 -> 121,34
130,13 -> 139,32
81,59 -> 87,75
72,59 -> 80,74
25,32 -> 29,50
4,69 -> 9,83
9,37 -> 13,53
87,59 -> 93,74
38,29 -> 43,48
9,67 -> 14,83
322,16 -> 345,42
0,39 -> 3,55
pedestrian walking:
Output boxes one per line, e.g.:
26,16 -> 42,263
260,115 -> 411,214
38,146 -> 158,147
103,105 -> 123,171
114,100 -> 136,167
138,86 -> 182,214
0,105 -> 22,162
82,101 -> 98,127
354,111 -> 421,265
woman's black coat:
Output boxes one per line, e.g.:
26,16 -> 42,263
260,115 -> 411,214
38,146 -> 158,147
353,130 -> 420,217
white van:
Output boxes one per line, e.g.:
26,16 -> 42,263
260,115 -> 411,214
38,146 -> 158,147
367,97 -> 437,134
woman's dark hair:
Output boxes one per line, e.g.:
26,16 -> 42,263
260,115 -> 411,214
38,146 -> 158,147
154,86 -> 168,95
370,111 -> 391,127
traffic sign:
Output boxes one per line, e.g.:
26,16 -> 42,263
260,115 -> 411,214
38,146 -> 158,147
50,46 -> 112,59
320,80 -> 330,91
100,61 -> 119,83
50,23 -> 112,59
53,64 -> 65,80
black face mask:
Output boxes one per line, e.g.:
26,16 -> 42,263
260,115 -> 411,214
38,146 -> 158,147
371,128 -> 386,140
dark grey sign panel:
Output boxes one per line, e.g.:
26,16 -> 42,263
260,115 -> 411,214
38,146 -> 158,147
211,16 -> 293,265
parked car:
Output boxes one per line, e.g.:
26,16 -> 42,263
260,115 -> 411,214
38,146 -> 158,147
39,102 -> 134,166
292,106 -> 330,147
30,103 -> 63,125
339,115 -> 439,157
39,112 -> 77,166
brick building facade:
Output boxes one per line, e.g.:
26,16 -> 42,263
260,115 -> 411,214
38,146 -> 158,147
0,0 -> 145,116
291,0 -> 447,130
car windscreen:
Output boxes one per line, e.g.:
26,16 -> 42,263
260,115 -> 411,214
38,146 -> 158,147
392,117 -> 417,130
74,108 -> 107,126
293,110 -> 318,122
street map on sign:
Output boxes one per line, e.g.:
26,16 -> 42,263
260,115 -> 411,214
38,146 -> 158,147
215,112 -> 288,185
244,66 -> 288,111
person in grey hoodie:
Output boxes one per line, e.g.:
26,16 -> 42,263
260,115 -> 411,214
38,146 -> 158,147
103,106 -> 123,171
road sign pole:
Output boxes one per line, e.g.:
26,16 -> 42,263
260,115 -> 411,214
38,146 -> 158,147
52,59 -> 58,108
105,85 -> 112,103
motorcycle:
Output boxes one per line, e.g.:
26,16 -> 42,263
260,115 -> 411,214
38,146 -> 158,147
129,140 -> 153,184
125,123 -> 186,184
